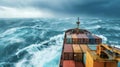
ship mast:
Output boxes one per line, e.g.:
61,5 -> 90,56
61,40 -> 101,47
76,17 -> 80,29
76,17 -> 80,34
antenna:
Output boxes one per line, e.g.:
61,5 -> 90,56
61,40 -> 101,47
78,17 -> 80,22
76,17 -> 80,29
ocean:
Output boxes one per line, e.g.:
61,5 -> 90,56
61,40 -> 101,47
0,18 -> 120,67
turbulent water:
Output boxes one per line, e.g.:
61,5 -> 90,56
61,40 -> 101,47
0,18 -> 120,67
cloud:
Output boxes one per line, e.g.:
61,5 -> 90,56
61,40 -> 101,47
0,0 -> 120,18
0,6 -> 53,18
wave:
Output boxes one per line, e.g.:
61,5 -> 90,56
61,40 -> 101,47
0,18 -> 120,67
14,34 -> 64,67
0,26 -> 50,37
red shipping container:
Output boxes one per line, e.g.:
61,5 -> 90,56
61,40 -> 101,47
63,44 -> 71,46
81,34 -> 89,44
63,44 -> 73,60
77,34 -> 84,44
63,60 -> 75,67
75,61 -> 84,67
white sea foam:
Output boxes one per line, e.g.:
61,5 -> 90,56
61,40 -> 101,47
0,28 -> 17,37
9,37 -> 25,44
15,40 -> 49,56
16,33 -> 63,55
15,58 -> 28,67
110,26 -> 120,31
15,33 -> 63,67
0,26 -> 27,37
0,26 -> 48,37
0,26 -> 49,44
85,25 -> 101,30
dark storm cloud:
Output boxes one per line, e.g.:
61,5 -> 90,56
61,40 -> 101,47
0,0 -> 120,18
32,0 -> 120,18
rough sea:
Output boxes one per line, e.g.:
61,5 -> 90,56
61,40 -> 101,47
0,18 -> 120,67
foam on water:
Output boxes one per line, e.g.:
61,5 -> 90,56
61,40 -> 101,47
15,34 -> 64,67
85,25 -> 101,30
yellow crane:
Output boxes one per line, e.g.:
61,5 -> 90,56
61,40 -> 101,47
97,44 -> 120,61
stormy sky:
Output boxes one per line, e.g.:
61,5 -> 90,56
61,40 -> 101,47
0,0 -> 120,18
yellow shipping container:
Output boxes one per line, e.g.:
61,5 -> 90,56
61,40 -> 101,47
72,44 -> 83,61
79,44 -> 90,53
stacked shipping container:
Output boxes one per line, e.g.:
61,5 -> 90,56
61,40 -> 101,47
73,44 -> 83,61
72,34 -> 78,44
80,45 -> 90,52
81,34 -> 89,44
61,43 -> 86,67
63,44 -> 73,60
66,34 -> 72,44
66,34 -> 102,44
75,61 -> 84,67
62,44 -> 91,63
63,60 -> 84,67
77,34 -> 83,44
63,60 -> 75,67
86,34 -> 95,44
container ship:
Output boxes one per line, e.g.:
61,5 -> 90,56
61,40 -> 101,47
59,18 -> 120,67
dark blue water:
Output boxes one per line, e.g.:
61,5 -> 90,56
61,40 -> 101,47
0,18 -> 120,67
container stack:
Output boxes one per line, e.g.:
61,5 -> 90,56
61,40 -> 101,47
66,34 -> 72,44
72,34 -> 78,44
63,60 -> 75,67
63,44 -> 73,60
65,34 -> 102,44
87,34 -> 95,44
72,44 -> 83,62
79,45 -> 90,53
61,43 -> 92,67
62,44 -> 86,67
63,60 -> 84,67
81,34 -> 89,44
77,34 -> 83,44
